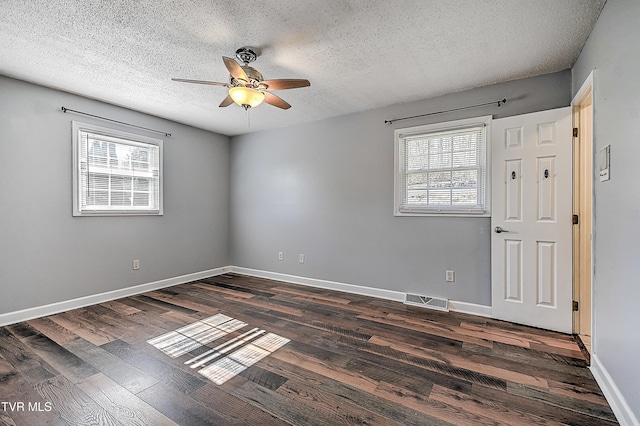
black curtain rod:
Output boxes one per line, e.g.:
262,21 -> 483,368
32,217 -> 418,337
384,98 -> 507,125
61,107 -> 172,137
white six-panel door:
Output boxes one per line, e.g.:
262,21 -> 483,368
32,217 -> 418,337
491,107 -> 573,333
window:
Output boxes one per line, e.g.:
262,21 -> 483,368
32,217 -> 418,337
72,121 -> 163,216
394,116 -> 491,216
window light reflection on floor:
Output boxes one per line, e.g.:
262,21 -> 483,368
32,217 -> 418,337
147,313 -> 290,385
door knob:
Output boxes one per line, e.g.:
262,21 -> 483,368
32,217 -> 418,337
495,226 -> 509,233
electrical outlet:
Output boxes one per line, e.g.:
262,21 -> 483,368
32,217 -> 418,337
278,252 -> 284,261
299,254 -> 305,264
133,259 -> 140,270
445,270 -> 455,282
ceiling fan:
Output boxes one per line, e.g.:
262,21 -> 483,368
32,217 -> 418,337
172,47 -> 310,110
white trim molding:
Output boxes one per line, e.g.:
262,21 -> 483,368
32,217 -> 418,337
572,69 -> 595,106
0,267 -> 231,327
0,265 -> 492,330
230,266 -> 405,302
571,68 -> 596,353
447,300 -> 492,318
590,354 -> 639,426
229,266 -> 491,317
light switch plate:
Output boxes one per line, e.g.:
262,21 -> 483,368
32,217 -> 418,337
599,145 -> 610,181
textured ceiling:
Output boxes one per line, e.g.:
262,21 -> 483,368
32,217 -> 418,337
0,0 -> 605,136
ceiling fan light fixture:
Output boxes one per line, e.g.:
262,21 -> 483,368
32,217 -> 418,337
229,87 -> 265,108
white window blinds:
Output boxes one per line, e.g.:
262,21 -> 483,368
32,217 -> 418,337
395,116 -> 490,215
72,122 -> 163,216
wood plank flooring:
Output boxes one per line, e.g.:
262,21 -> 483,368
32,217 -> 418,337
0,273 -> 617,425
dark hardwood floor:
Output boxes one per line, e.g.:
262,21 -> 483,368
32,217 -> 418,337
0,273 -> 617,425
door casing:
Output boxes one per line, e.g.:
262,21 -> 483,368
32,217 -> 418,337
572,71 -> 595,352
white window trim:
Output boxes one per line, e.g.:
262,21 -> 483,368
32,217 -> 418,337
72,121 -> 164,216
394,115 -> 492,217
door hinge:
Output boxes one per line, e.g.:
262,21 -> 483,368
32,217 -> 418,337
572,214 -> 579,225
572,300 -> 579,311
573,127 -> 579,137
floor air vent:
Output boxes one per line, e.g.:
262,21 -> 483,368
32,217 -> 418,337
404,294 -> 449,312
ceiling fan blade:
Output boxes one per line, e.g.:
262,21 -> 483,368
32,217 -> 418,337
172,78 -> 228,87
219,95 -> 234,107
260,79 -> 311,90
263,92 -> 291,110
222,56 -> 248,81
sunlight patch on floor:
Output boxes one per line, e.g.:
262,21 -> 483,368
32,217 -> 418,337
147,313 -> 289,385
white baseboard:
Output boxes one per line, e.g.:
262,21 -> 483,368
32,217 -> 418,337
229,266 -> 406,302
228,266 -> 491,317
447,300 -> 493,318
0,267 -> 231,327
591,353 -> 639,426
0,265 -> 492,329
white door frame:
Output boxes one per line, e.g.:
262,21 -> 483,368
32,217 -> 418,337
571,70 -> 596,353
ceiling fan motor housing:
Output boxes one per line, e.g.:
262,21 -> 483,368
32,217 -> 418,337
230,66 -> 264,87
235,47 -> 257,65
230,48 -> 264,87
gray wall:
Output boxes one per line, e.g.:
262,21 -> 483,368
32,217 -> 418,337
230,71 -> 571,306
572,0 -> 640,418
0,76 -> 230,315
